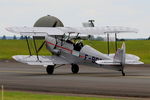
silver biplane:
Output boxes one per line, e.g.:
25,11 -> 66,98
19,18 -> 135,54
6,26 -> 143,76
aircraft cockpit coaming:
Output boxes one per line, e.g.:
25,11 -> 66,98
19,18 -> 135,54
45,32 -> 85,56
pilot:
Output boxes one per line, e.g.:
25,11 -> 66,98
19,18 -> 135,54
74,40 -> 83,51
66,39 -> 74,44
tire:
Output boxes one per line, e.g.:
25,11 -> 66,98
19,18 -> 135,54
121,70 -> 125,76
46,65 -> 55,75
121,65 -> 125,76
71,64 -> 79,74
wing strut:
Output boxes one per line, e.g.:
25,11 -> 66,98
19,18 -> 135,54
33,37 -> 39,61
54,36 -> 58,49
74,33 -> 80,42
25,36 -> 32,56
115,33 -> 118,51
32,37 -> 46,61
107,33 -> 110,55
61,34 -> 65,46
37,41 -> 45,53
106,33 -> 118,54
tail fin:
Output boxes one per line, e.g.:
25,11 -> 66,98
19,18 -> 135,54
114,42 -> 126,66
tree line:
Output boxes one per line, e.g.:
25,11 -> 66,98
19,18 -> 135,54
1,35 -> 150,40
0,35 -> 30,40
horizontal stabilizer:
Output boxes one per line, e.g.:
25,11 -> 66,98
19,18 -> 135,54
125,60 -> 144,64
109,54 -> 140,61
96,59 -> 144,65
96,42 -> 144,65
95,60 -> 120,65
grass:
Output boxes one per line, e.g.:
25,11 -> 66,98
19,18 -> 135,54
0,91 -> 116,100
0,39 -> 50,59
0,39 -> 149,63
83,40 -> 150,64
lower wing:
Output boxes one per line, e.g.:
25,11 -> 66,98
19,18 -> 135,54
13,55 -> 70,66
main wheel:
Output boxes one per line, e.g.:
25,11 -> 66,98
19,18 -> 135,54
46,65 -> 55,75
121,70 -> 125,76
120,65 -> 125,76
71,64 -> 79,74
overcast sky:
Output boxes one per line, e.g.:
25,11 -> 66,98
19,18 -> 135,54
0,0 -> 150,38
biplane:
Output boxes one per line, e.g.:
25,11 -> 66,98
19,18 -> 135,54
6,26 -> 143,76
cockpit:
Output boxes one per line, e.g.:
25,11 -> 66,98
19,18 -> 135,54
63,33 -> 84,51
73,40 -> 84,51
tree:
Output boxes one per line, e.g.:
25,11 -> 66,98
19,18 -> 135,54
20,36 -> 25,40
88,35 -> 95,40
2,35 -> 6,40
148,36 -> 150,40
96,36 -> 104,41
27,36 -> 31,39
117,38 -> 125,41
13,35 -> 17,40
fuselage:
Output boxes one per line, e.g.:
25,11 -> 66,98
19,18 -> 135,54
45,36 -> 112,66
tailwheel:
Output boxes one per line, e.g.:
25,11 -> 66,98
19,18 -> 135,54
46,65 -> 55,75
71,64 -> 79,74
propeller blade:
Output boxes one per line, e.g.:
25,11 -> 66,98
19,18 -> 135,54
37,41 -> 46,53
52,21 -> 58,27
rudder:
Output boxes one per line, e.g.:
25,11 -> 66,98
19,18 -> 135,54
113,42 -> 126,76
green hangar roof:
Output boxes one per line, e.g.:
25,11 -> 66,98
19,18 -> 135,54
34,15 -> 64,27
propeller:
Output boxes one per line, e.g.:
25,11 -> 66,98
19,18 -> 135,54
52,21 -> 58,27
37,41 -> 46,53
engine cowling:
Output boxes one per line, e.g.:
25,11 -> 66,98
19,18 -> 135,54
51,49 -> 61,55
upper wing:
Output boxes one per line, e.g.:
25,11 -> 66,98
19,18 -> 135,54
13,55 -> 70,66
68,26 -> 138,34
6,27 -> 64,36
6,26 -> 138,36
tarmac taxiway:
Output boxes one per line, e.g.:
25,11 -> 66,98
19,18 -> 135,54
0,60 -> 150,98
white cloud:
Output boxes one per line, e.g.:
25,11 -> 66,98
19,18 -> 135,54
0,0 -> 150,38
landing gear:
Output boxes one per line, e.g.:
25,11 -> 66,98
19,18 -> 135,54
121,70 -> 125,76
121,65 -> 125,76
46,65 -> 55,75
71,64 -> 79,74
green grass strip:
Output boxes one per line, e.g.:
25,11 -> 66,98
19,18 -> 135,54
0,39 -> 149,64
0,91 -> 117,100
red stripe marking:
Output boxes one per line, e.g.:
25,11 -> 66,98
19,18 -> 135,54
79,55 -> 85,58
46,41 -> 72,53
